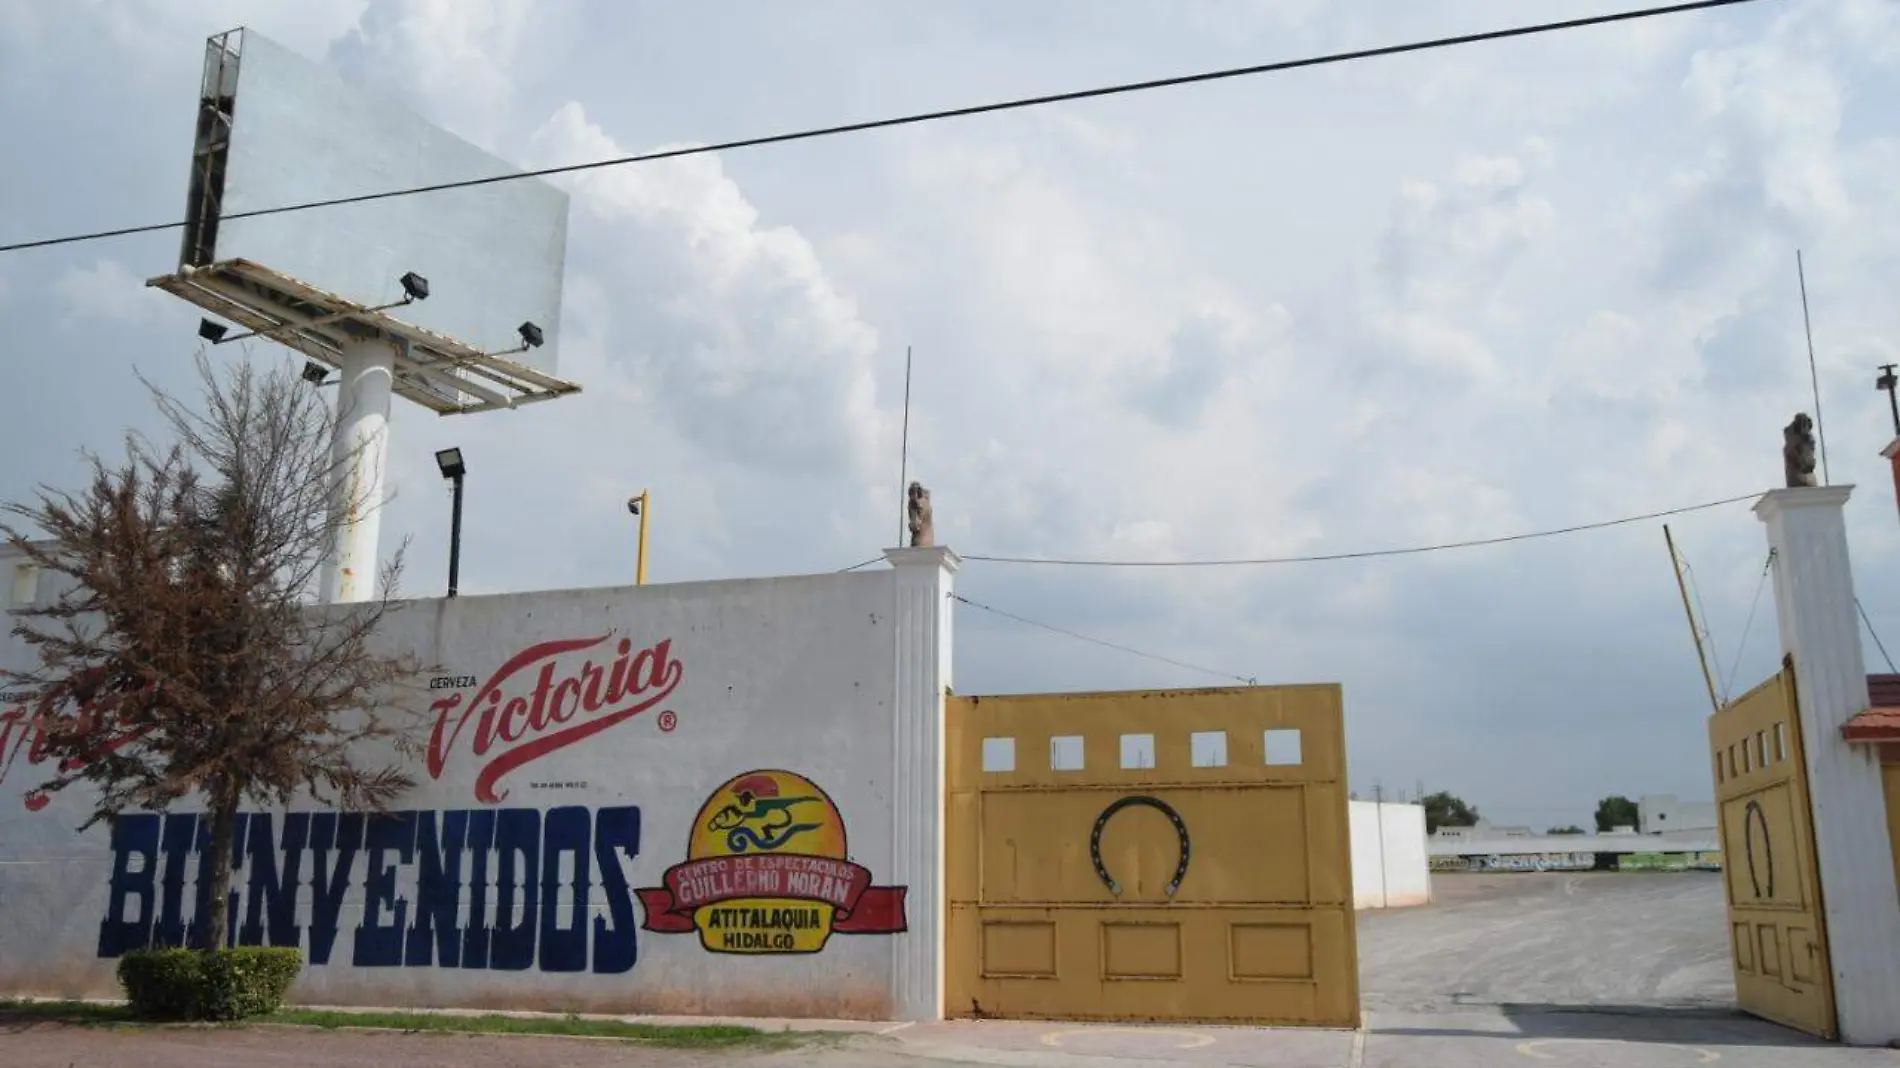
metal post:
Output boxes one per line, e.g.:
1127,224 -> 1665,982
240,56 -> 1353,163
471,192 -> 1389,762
635,489 -> 651,586
1374,782 -> 1390,909
447,473 -> 464,598
1877,364 -> 1899,437
898,345 -> 912,546
320,338 -> 394,604
1796,250 -> 1829,484
1664,523 -> 1723,714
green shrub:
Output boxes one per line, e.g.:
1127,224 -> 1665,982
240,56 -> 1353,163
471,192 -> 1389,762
197,947 -> 303,1020
118,948 -> 203,1020
117,947 -> 303,1021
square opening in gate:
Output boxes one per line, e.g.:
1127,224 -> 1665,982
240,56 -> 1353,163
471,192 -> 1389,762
1120,733 -> 1156,770
1264,729 -> 1303,766
1051,735 -> 1085,771
1191,731 -> 1228,768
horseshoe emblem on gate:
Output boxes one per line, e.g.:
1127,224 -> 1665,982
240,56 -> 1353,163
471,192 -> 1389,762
1090,795 -> 1191,898
1742,799 -> 1774,900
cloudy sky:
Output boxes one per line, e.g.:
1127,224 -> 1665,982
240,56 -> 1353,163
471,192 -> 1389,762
3,0 -> 1898,830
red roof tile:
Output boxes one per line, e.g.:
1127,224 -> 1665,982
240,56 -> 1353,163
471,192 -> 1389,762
1843,705 -> 1900,743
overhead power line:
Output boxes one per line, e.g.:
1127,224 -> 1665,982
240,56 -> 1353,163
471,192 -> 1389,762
964,492 -> 1761,568
1,0 -> 1770,256
953,594 -> 1256,686
1720,550 -> 1776,700
1679,555 -> 1724,697
1857,596 -> 1897,674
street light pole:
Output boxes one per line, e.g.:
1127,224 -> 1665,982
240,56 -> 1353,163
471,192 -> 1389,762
435,448 -> 467,598
628,490 -> 651,586
447,472 -> 465,597
1878,364 -> 1900,437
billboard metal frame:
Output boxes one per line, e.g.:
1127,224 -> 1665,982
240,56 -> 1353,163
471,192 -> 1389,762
180,29 -> 241,270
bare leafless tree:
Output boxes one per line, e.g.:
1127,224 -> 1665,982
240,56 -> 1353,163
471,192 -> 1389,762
3,352 -> 429,951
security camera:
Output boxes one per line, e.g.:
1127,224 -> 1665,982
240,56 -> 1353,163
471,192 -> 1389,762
626,496 -> 642,515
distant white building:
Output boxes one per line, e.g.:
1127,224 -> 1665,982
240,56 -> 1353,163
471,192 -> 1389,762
8,548 -> 44,608
1430,805 -> 1712,842
1639,794 -> 1718,835
1432,820 -> 1534,839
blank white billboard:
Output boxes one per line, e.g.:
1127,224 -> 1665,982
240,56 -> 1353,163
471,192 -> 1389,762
181,29 -> 568,374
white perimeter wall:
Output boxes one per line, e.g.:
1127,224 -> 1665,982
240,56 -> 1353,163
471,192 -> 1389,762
1349,801 -> 1430,909
0,565 -> 949,1019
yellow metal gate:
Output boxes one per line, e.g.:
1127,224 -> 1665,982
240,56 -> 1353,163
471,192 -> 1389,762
1708,661 -> 1836,1039
946,685 -> 1360,1027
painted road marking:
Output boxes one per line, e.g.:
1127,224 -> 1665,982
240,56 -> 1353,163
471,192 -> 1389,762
1041,1027 -> 1216,1050
1517,1038 -> 1719,1062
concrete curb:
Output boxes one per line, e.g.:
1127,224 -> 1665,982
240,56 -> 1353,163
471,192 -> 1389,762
5,996 -> 887,1036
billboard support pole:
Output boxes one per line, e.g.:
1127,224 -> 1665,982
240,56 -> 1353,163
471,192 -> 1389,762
320,338 -> 395,603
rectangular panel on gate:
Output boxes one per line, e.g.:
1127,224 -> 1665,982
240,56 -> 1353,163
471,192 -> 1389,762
945,685 -> 1359,1028
1708,664 -> 1836,1041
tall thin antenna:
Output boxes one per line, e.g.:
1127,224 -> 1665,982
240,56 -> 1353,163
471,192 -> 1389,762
1797,250 -> 1829,485
898,345 -> 913,546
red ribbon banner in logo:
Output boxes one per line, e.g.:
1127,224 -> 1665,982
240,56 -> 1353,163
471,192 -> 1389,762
636,853 -> 908,934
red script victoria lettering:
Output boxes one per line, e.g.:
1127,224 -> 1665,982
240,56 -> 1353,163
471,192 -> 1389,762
427,634 -> 683,803
0,694 -> 152,813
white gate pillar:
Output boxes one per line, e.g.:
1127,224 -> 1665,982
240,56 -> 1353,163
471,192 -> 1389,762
1757,485 -> 1900,1046
885,545 -> 958,1021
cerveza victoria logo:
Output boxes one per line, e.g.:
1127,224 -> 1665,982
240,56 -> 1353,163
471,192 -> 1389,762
427,634 -> 682,804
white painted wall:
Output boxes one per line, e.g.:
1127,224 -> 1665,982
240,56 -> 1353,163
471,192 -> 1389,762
0,556 -> 957,1021
1348,801 -> 1430,909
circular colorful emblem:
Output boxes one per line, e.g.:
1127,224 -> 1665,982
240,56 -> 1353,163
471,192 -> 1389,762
637,769 -> 907,954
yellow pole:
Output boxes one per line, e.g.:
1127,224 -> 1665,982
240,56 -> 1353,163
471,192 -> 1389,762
1664,523 -> 1722,714
635,490 -> 650,586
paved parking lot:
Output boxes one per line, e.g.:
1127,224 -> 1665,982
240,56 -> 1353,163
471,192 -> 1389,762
1358,870 -> 1737,1013
5,873 -> 1895,1068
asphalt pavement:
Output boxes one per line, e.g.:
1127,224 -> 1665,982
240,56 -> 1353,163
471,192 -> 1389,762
1357,869 -> 1738,1014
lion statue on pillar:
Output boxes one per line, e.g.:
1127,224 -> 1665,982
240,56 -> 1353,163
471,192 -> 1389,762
1783,413 -> 1818,488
